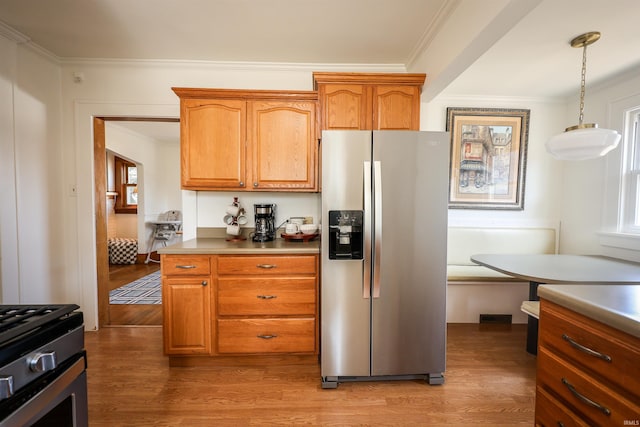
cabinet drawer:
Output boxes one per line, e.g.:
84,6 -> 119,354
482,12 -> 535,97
217,255 -> 316,275
218,277 -> 316,316
540,300 -> 640,400
162,256 -> 211,276
537,346 -> 640,426
217,318 -> 316,354
535,386 -> 591,427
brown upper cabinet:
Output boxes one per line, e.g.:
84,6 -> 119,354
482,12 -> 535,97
313,72 -> 426,131
172,88 -> 318,191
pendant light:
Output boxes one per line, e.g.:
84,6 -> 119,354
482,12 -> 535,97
545,31 -> 621,161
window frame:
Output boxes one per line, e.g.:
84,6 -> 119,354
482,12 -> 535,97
600,93 -> 640,252
114,156 -> 138,214
620,108 -> 640,233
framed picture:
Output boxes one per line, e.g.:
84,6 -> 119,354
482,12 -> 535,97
446,107 -> 530,210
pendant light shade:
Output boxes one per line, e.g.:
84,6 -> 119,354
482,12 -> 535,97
545,126 -> 621,161
546,31 -> 621,161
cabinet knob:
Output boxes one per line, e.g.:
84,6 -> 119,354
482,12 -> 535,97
239,181 -> 245,187
253,182 -> 258,187
201,281 -> 208,286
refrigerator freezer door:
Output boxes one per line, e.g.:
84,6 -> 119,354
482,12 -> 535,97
321,131 -> 372,378
371,131 -> 448,376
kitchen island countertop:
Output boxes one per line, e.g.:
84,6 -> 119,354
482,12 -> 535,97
158,237 -> 320,255
538,284 -> 640,339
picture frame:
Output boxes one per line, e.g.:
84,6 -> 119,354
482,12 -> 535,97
446,107 -> 530,210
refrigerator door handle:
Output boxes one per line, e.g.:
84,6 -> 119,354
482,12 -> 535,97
373,160 -> 382,298
363,161 -> 372,299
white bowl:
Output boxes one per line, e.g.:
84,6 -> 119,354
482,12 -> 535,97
300,224 -> 318,234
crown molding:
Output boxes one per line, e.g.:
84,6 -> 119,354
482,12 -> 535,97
60,57 -> 407,73
406,0 -> 461,68
0,20 -> 30,43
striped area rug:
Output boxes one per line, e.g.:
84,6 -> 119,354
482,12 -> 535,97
109,270 -> 162,305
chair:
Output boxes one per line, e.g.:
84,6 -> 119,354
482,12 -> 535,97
145,210 -> 182,264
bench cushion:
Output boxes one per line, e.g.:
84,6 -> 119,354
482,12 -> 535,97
447,265 -> 523,282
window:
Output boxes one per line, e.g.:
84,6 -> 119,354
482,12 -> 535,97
620,107 -> 640,233
115,156 -> 138,214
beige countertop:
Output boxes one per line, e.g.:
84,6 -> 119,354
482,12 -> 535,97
538,284 -> 640,339
158,237 -> 320,255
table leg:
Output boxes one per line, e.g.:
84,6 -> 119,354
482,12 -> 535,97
526,281 -> 540,355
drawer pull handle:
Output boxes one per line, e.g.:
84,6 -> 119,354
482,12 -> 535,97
257,334 -> 278,339
201,281 -> 208,286
562,334 -> 612,362
257,264 -> 277,269
257,295 -> 277,300
561,378 -> 611,416
176,265 -> 196,269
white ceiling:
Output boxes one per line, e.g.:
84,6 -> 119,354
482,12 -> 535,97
2,0 -> 640,140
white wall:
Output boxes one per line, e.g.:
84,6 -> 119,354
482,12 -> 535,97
0,37 -> 72,304
560,69 -> 640,260
421,95 -> 567,323
0,35 -> 19,303
423,95 -> 566,228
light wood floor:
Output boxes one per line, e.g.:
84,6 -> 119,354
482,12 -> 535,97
85,324 -> 536,426
108,262 -> 162,326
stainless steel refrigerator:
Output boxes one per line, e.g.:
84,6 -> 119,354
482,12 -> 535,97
321,130 -> 448,389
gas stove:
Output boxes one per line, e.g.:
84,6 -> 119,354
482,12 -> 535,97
0,305 -> 87,426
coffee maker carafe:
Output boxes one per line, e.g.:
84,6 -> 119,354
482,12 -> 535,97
253,204 -> 276,242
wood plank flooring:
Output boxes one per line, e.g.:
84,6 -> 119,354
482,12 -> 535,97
85,324 -> 536,426
108,263 -> 162,326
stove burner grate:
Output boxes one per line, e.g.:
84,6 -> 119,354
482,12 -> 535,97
0,305 -> 80,346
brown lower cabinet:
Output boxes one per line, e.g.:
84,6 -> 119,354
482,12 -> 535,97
535,299 -> 640,426
161,253 -> 319,364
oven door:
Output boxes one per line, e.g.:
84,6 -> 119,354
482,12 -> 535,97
0,354 -> 88,427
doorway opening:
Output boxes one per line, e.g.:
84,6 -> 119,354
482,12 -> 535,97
93,117 -> 180,327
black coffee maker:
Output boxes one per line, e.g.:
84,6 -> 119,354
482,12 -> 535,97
253,204 -> 276,242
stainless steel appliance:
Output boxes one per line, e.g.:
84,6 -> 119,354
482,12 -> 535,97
321,130 -> 448,388
0,305 -> 88,426
253,203 -> 276,242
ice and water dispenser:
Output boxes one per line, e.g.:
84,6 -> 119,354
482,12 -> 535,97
328,210 -> 364,259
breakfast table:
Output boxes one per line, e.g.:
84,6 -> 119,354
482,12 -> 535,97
470,254 -> 640,354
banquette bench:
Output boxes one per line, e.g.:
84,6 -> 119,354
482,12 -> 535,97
446,226 -> 557,323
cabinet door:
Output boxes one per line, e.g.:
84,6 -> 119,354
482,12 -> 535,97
318,84 -> 371,130
181,99 -> 247,190
250,101 -> 317,190
373,85 -> 421,130
163,277 -> 211,355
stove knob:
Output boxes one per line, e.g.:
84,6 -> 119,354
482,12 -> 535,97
0,376 -> 14,400
29,351 -> 57,373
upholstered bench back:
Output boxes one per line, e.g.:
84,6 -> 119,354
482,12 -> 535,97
447,227 -> 557,281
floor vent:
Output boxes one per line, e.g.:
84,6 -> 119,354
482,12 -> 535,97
479,314 -> 513,324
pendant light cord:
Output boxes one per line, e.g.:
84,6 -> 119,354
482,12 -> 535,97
578,43 -> 588,126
